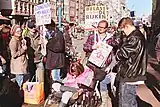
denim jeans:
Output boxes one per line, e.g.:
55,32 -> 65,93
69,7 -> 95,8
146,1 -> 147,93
15,74 -> 29,88
51,69 -> 61,81
118,82 -> 137,107
15,74 -> 24,88
100,74 -> 111,91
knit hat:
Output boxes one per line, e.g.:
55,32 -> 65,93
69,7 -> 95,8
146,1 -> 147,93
10,24 -> 21,36
27,21 -> 35,29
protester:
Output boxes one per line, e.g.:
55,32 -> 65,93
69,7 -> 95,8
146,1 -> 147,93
45,20 -> 65,81
0,24 -> 11,74
23,21 -> 44,82
115,17 -> 147,107
83,20 -> 119,106
9,25 -> 28,88
76,26 -> 83,40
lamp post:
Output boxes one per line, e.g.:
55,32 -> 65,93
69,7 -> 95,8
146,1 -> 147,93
57,0 -> 62,28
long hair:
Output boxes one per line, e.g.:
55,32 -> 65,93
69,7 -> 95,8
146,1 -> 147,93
70,61 -> 84,76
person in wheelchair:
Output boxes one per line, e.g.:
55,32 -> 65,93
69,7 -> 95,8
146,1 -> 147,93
51,61 -> 94,107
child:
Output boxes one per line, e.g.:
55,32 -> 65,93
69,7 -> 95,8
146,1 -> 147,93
52,61 -> 94,107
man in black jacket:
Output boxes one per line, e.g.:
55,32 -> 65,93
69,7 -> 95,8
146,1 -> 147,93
45,20 -> 65,81
115,17 -> 147,107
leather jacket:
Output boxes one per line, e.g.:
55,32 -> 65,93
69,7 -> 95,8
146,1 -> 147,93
116,29 -> 147,82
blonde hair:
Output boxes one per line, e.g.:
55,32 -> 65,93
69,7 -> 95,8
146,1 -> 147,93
10,25 -> 21,36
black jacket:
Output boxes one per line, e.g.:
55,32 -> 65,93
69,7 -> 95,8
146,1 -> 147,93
45,29 -> 65,70
116,29 -> 147,82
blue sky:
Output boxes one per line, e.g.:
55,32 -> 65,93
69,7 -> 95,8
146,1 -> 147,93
126,0 -> 152,17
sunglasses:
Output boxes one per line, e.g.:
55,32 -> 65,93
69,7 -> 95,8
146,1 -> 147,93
98,26 -> 106,29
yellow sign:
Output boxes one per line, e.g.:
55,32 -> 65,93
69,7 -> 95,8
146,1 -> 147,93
85,5 -> 107,26
85,5 -> 106,13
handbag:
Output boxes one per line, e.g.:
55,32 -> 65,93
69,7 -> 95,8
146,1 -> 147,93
23,75 -> 44,104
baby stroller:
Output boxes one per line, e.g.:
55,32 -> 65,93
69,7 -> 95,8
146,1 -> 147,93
44,81 -> 101,107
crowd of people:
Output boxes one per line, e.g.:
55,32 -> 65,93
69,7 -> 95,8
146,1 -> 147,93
0,16 -> 156,107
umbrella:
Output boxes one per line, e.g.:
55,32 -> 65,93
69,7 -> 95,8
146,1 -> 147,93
0,15 -> 10,20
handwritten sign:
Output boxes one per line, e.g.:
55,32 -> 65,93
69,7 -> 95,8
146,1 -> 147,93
88,41 -> 113,67
34,2 -> 51,25
85,5 -> 107,28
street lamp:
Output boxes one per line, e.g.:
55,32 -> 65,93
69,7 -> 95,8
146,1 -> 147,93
57,0 -> 62,28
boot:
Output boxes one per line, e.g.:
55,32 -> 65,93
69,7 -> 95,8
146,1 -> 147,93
59,102 -> 67,107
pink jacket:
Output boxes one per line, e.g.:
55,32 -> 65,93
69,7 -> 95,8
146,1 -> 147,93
63,66 -> 94,88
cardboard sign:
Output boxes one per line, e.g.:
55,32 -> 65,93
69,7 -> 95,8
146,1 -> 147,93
35,2 -> 51,25
85,5 -> 107,29
88,41 -> 113,67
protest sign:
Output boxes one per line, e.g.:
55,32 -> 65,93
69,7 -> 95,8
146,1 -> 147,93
88,41 -> 113,67
85,5 -> 107,30
35,2 -> 51,25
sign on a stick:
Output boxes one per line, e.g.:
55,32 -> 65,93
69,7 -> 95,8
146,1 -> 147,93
35,2 -> 51,25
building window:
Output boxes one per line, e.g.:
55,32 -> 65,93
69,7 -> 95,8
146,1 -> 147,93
24,2 -> 27,14
15,1 -> 18,12
20,2 -> 23,13
29,4 -> 31,15
32,5 -> 34,14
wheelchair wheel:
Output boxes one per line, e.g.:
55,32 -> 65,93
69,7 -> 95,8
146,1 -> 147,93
44,97 -> 50,107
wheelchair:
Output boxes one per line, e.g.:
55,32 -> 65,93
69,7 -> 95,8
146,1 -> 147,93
44,82 -> 101,107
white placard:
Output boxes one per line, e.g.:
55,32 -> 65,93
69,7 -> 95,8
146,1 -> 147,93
34,2 -> 51,26
85,5 -> 107,29
88,41 -> 113,67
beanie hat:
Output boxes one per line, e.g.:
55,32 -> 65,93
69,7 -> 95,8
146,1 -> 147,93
10,24 -> 20,36
27,21 -> 35,29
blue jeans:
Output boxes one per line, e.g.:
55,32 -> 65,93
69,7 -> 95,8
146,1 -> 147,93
51,69 -> 61,81
15,74 -> 24,88
100,74 -> 111,91
15,74 -> 29,88
119,83 -> 137,107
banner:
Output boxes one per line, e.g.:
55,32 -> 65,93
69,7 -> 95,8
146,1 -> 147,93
85,5 -> 107,29
35,2 -> 51,25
